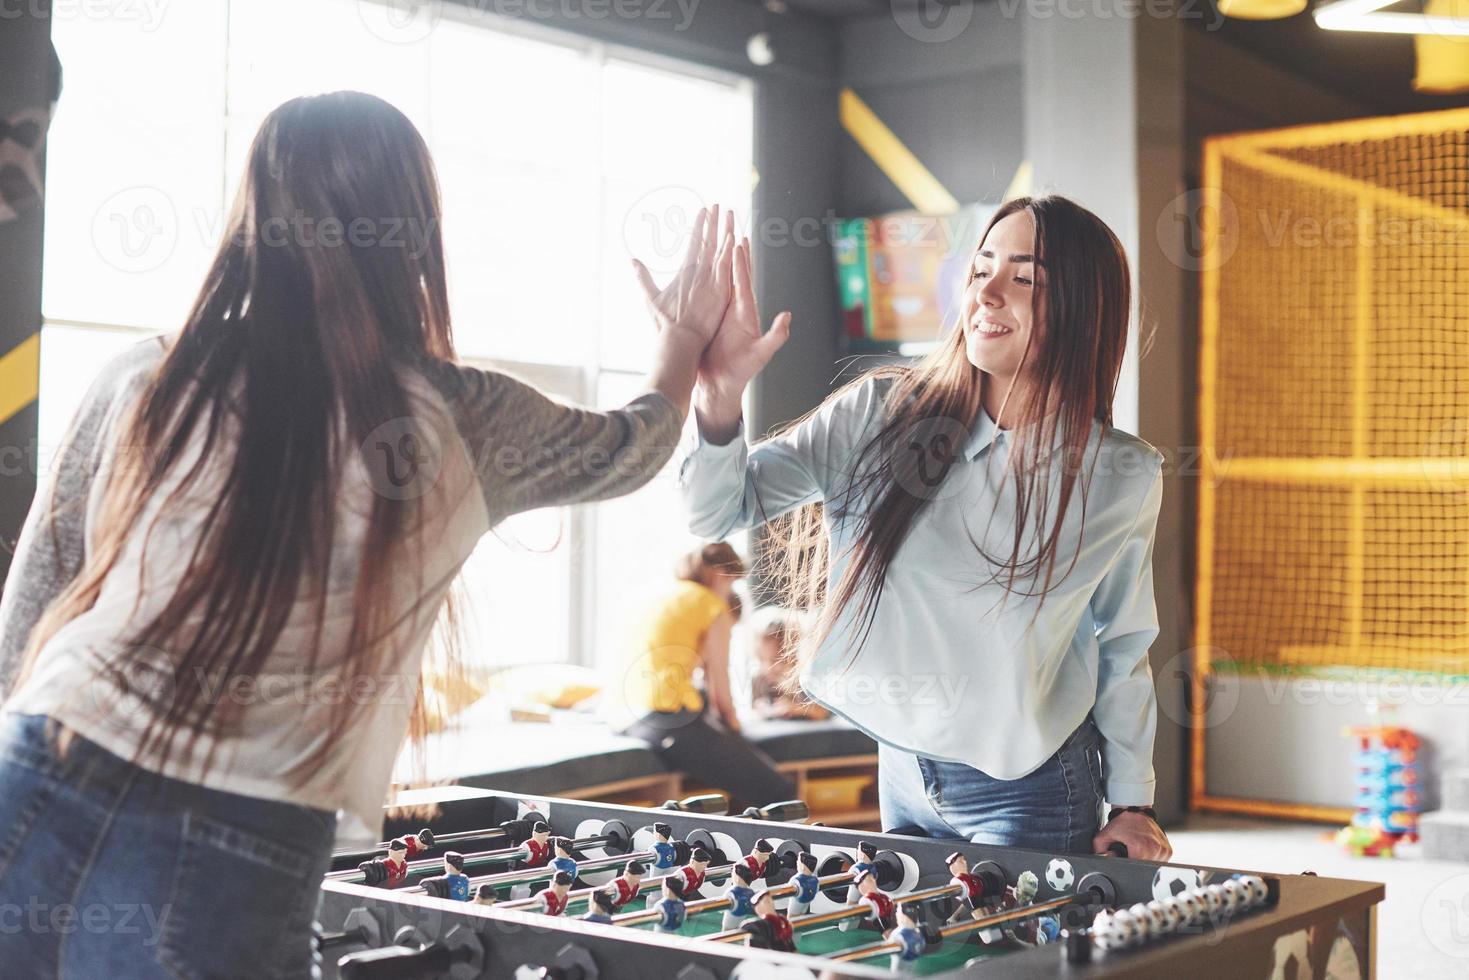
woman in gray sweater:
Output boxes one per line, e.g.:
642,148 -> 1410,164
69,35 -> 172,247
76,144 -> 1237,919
0,91 -> 754,978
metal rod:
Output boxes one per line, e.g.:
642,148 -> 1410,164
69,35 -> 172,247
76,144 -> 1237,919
826,893 -> 1077,963
707,883 -> 962,943
324,832 -> 617,883
610,872 -> 856,928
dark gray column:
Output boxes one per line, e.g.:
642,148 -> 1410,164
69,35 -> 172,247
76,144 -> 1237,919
0,15 -> 55,589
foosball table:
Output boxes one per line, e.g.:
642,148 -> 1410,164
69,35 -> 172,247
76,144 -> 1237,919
314,787 -> 1383,979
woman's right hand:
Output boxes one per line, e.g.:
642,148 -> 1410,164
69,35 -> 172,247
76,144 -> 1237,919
692,228 -> 792,444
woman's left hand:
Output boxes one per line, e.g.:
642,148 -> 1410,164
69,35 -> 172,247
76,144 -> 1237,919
1093,811 -> 1172,861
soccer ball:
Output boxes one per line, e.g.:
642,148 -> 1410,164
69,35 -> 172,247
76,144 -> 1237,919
1240,875 -> 1269,906
1151,865 -> 1201,903
1193,885 -> 1224,918
1128,903 -> 1155,940
1110,909 -> 1143,947
1173,891 -> 1204,927
1219,879 -> 1246,913
1150,899 -> 1180,934
1044,858 -> 1075,892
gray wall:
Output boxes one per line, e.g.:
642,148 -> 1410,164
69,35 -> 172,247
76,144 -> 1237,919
836,7 -> 1025,216
0,13 -> 52,586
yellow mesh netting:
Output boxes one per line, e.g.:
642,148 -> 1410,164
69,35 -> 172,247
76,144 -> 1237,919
1198,109 -> 1469,678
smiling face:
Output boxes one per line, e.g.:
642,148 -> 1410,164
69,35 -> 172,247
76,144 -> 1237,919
961,209 -> 1045,384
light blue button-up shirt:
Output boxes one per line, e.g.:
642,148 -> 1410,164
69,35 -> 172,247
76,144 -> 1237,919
675,374 -> 1164,804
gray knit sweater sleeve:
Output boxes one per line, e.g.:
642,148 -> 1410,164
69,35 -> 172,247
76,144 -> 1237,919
414,357 -> 685,528
0,337 -> 167,700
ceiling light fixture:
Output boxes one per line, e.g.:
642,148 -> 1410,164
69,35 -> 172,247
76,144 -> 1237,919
1314,0 -> 1469,35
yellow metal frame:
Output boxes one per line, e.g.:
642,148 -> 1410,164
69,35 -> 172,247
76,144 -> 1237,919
1192,107 -> 1469,820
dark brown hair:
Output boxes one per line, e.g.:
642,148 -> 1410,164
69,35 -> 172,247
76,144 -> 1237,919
18,91 -> 463,783
766,195 -> 1133,672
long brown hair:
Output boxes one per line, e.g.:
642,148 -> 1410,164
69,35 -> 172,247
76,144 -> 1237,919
17,91 -> 463,784
767,195 -> 1133,673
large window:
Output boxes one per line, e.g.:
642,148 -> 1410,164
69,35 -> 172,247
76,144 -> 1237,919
41,1 -> 753,668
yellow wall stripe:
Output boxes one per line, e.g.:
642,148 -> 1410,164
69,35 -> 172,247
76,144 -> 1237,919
0,332 -> 40,427
1004,160 -> 1033,201
839,88 -> 960,214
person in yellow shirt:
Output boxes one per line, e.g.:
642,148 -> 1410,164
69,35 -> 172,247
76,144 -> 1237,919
618,543 -> 795,807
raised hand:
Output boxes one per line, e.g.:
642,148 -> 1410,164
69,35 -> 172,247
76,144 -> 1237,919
692,230 -> 792,443
632,205 -> 735,347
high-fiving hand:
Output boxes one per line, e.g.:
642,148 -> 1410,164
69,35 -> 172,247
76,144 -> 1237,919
631,206 -> 792,442
696,226 -> 792,410
632,205 -> 736,347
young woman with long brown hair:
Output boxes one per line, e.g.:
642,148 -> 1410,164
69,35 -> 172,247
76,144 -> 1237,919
679,196 -> 1173,860
0,91 -> 748,977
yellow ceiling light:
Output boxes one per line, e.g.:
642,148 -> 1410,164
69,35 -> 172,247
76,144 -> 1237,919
1217,0 -> 1307,20
1315,0 -> 1469,35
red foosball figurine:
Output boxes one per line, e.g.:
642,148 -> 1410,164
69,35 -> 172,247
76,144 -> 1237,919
843,869 -> 896,934
518,821 -> 553,868
357,837 -> 412,888
740,889 -> 796,952
401,829 -> 434,860
739,839 -> 776,882
946,851 -> 985,920
678,848 -> 712,897
607,860 -> 646,910
540,871 -> 574,916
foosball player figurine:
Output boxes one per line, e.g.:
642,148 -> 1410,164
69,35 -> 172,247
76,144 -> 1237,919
582,888 -> 616,924
651,823 -> 679,871
721,862 -> 758,930
678,848 -> 712,898
357,837 -> 412,888
540,871 -> 574,917
889,906 -> 927,971
788,852 -> 820,917
845,841 -> 878,906
421,851 -> 471,901
401,829 -> 434,860
551,837 -> 580,883
607,860 -> 646,910
518,821 -> 554,868
945,851 -> 985,923
653,876 -> 687,934
1004,871 -> 1051,944
443,851 -> 469,901
740,838 -> 776,882
740,889 -> 797,953
473,883 -> 497,907
841,868 -> 896,934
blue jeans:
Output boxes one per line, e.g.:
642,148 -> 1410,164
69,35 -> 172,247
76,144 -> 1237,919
878,716 -> 1104,853
0,712 -> 336,979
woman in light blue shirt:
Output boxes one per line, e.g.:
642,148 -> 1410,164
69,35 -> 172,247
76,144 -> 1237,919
671,197 -> 1172,859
